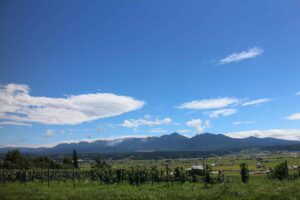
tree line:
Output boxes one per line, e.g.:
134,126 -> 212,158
1,149 -> 299,187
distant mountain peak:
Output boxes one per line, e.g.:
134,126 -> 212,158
0,132 -> 299,154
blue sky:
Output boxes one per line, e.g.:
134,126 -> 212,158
1,0 -> 300,147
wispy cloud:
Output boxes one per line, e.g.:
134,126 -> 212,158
286,113 -> 300,120
0,121 -> 32,127
186,119 -> 210,133
296,91 -> 300,96
233,121 -> 255,125
0,83 -> 144,125
225,129 -> 300,141
121,116 -> 172,131
205,108 -> 237,119
176,129 -> 192,133
149,128 -> 168,133
218,47 -> 263,64
0,135 -> 151,148
43,129 -> 56,137
178,97 -> 239,110
242,98 -> 273,106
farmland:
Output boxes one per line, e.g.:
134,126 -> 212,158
1,151 -> 300,199
1,178 -> 300,200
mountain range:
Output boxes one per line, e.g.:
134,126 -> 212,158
0,133 -> 299,155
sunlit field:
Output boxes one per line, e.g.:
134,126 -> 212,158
1,152 -> 300,200
1,177 -> 300,200
1,1 -> 300,200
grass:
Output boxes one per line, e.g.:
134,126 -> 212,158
1,176 -> 300,200
1,152 -> 299,199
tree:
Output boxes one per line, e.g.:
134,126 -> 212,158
240,163 -> 249,183
32,156 -> 62,169
92,159 -> 109,169
217,171 -> 225,183
62,157 -> 72,168
269,161 -> 289,180
203,164 -> 212,188
150,166 -> 160,184
72,150 -> 78,169
4,149 -> 29,169
174,167 -> 186,183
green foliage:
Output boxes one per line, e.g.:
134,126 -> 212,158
3,177 -> 300,200
269,160 -> 289,180
92,159 -> 110,169
217,171 -> 225,183
4,150 -> 29,169
203,164 -> 213,187
72,150 -> 78,169
150,166 -> 160,183
174,167 -> 187,183
240,163 -> 249,183
62,157 -> 72,168
31,156 -> 62,169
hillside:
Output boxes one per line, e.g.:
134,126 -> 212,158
0,133 -> 298,155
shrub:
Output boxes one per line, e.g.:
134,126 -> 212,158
240,162 -> 249,183
268,161 -> 289,180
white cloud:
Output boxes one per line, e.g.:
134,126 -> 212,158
218,47 -> 263,64
0,135 -> 151,148
286,113 -> 300,120
233,121 -> 255,125
44,129 -> 55,137
176,129 -> 192,133
121,116 -> 172,131
0,83 -> 144,125
0,121 -> 32,127
144,114 -> 151,119
186,119 -> 210,133
206,108 -> 237,119
242,98 -> 273,106
178,97 -> 239,110
149,128 -> 168,133
296,91 -> 300,96
225,129 -> 300,141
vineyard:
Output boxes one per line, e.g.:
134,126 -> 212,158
0,164 -> 220,187
1,169 -> 300,200
1,150 -> 300,199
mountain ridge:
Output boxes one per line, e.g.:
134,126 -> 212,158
0,132 -> 298,154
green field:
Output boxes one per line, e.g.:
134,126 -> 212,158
1,177 -> 300,200
106,152 -> 300,173
1,152 -> 300,200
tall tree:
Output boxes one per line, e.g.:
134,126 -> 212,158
240,162 -> 249,183
270,160 -> 289,180
4,149 -> 29,169
72,150 -> 78,169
